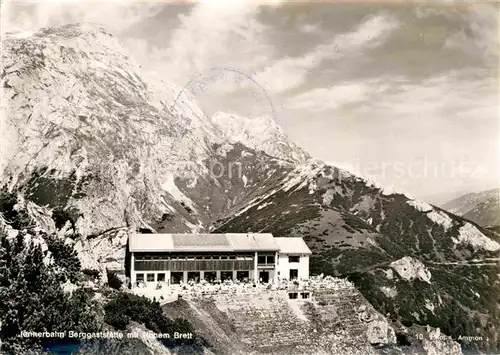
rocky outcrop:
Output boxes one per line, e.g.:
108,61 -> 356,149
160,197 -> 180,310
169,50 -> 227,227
72,227 -> 130,277
390,257 -> 431,283
422,327 -> 462,355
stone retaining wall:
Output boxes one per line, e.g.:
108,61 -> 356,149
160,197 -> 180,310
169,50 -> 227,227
196,284 -> 395,354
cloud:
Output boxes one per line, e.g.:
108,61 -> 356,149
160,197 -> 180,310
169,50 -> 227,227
285,70 -> 498,196
287,69 -> 497,123
287,83 -> 372,112
369,73 -> 498,122
301,23 -> 319,34
253,14 -> 399,94
147,0 -> 270,83
115,1 -> 278,118
420,4 -> 499,67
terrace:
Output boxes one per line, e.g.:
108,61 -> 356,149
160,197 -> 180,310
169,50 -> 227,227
132,275 -> 355,304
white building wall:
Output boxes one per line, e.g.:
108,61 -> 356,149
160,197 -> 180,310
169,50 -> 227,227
300,255 -> 310,280
131,252 -> 136,284
277,253 -> 310,281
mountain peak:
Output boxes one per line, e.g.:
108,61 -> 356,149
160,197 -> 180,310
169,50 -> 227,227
38,22 -> 113,39
4,23 -> 113,41
211,111 -> 310,165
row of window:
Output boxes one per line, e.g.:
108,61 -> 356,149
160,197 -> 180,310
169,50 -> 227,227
135,255 -> 301,264
137,273 -> 164,282
136,271 -> 251,283
136,269 -> 301,283
135,255 -> 253,261
257,255 -> 274,264
257,256 -> 300,264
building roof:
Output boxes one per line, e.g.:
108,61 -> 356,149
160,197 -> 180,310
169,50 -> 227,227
129,233 -> 281,253
274,237 -> 312,255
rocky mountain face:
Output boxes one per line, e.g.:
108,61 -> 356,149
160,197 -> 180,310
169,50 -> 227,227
1,23 -> 498,354
1,23 -> 294,239
441,189 -> 500,227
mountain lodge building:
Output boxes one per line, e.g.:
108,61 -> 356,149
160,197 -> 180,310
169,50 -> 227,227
127,233 -> 311,287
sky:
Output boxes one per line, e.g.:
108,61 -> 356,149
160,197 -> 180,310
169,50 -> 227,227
2,0 -> 499,203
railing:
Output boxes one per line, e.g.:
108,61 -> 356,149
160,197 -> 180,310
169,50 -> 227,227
134,259 -> 254,271
257,262 -> 276,267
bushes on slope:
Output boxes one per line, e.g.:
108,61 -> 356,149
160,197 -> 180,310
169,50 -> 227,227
0,233 -> 102,353
103,292 -> 198,347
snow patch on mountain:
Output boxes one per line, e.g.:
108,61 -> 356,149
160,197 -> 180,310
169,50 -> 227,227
426,211 -> 454,230
161,172 -> 196,212
452,223 -> 500,252
257,201 -> 274,210
407,200 -> 454,230
407,200 -> 433,212
424,299 -> 435,313
234,188 -> 280,217
185,220 -> 205,233
322,189 -> 335,206
281,160 -> 326,193
4,29 -> 36,39
391,257 -> 431,283
215,143 -> 234,157
364,178 -> 413,199
241,151 -> 254,158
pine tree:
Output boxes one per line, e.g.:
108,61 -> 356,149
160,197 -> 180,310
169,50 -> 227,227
0,230 -> 101,351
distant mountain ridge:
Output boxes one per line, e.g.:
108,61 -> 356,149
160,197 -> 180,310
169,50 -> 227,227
419,191 -> 467,206
441,189 -> 500,227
